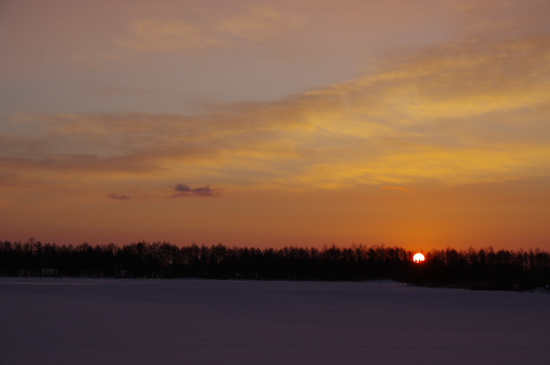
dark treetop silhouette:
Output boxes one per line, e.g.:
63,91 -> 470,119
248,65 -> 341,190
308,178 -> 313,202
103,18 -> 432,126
1,239 -> 549,291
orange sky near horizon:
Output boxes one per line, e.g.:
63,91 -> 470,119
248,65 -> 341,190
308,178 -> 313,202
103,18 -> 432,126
1,0 -> 549,251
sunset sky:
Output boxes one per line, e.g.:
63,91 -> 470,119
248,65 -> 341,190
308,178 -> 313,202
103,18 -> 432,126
1,0 -> 549,250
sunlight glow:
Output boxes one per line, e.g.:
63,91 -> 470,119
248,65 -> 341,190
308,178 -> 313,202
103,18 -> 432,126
413,253 -> 425,263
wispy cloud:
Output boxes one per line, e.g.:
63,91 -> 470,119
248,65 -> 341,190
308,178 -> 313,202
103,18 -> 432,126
108,193 -> 131,200
117,19 -> 227,52
217,5 -> 301,42
382,186 -> 416,193
117,5 -> 301,53
3,11 -> 550,195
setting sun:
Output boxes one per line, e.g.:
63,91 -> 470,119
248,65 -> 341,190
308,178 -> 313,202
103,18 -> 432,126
413,253 -> 425,263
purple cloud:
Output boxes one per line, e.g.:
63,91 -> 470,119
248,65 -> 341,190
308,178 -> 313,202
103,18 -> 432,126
174,183 -> 192,192
172,184 -> 222,198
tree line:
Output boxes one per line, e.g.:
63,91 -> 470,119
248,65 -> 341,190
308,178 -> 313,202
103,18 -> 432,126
1,239 -> 549,291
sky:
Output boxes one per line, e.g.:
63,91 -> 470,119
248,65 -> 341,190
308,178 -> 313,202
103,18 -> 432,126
1,0 -> 549,250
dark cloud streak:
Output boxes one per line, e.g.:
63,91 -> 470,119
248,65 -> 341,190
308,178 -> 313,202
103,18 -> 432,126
174,183 -> 192,192
108,193 -> 131,200
172,184 -> 222,197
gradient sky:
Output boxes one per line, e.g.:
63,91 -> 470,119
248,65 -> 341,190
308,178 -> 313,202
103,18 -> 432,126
1,0 -> 549,250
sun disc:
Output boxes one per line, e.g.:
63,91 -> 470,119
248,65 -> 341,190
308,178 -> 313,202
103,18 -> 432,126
413,253 -> 425,263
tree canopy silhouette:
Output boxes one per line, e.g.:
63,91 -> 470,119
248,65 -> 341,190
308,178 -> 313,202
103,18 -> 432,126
1,239 -> 549,291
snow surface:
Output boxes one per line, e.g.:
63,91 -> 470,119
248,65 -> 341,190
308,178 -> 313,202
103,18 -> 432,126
1,278 -> 549,364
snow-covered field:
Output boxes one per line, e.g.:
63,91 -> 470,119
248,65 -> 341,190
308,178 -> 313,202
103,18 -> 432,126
1,278 -> 548,365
